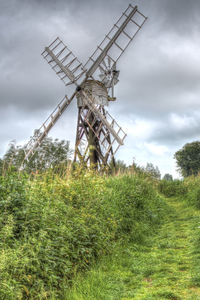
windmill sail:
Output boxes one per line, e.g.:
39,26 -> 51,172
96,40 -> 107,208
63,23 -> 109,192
84,4 -> 147,79
22,92 -> 76,163
42,37 -> 87,86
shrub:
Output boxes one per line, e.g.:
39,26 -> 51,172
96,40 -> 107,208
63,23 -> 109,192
105,175 -> 166,242
184,176 -> 200,208
158,179 -> 188,198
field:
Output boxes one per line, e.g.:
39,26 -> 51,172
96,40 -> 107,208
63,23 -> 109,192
1,169 -> 200,299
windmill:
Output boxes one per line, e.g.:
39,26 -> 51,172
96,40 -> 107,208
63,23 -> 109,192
21,4 -> 147,169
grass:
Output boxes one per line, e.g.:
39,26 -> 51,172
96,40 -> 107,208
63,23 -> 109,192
65,197 -> 200,300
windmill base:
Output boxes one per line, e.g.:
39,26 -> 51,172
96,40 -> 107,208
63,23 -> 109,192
73,106 -> 116,169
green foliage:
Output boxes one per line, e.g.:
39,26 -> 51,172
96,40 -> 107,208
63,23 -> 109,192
66,197 -> 196,300
166,174 -> 200,209
105,174 -> 165,242
0,158 -> 3,175
183,176 -> 200,209
3,137 -> 73,173
109,159 -> 127,174
174,141 -> 200,177
158,180 -> 188,198
0,170 -> 166,299
163,173 -> 173,181
181,177 -> 200,291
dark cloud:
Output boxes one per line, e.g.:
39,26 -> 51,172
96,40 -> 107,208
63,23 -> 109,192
154,0 -> 200,33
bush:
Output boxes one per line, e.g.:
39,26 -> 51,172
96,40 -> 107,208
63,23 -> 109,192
0,170 -> 166,299
158,179 -> 188,198
183,176 -> 200,208
105,175 -> 165,242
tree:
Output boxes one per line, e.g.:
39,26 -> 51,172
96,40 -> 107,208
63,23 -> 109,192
115,160 -> 127,172
163,173 -> 173,181
174,141 -> 200,177
0,159 -> 3,175
145,162 -> 161,180
3,140 -> 24,170
109,159 -> 127,174
3,137 -> 73,173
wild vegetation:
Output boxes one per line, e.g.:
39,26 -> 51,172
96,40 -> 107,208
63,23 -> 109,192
174,141 -> 200,177
0,167 -> 166,299
65,177 -> 200,299
158,179 -> 187,198
2,139 -> 200,299
2,137 -> 72,174
159,174 -> 200,210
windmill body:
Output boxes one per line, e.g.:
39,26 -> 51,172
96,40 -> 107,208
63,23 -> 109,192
21,4 -> 147,169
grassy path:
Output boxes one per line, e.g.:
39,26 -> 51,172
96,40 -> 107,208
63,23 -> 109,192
65,198 -> 200,300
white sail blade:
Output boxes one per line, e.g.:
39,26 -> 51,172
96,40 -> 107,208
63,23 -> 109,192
22,91 -> 77,164
84,4 -> 147,79
42,37 -> 87,86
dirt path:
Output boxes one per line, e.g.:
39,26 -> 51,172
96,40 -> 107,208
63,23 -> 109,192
66,198 -> 200,300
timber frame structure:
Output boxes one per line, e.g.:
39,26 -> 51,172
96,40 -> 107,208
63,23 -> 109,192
20,4 -> 147,170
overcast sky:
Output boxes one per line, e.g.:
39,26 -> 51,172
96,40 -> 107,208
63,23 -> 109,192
1,0 -> 200,177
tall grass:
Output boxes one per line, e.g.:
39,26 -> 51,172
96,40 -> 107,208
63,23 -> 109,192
0,169 -> 166,299
183,176 -> 200,209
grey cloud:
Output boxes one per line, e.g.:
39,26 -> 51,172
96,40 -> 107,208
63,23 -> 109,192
113,30 -> 200,119
0,0 -> 132,113
154,0 -> 200,30
139,0 -> 200,36
145,112 -> 200,146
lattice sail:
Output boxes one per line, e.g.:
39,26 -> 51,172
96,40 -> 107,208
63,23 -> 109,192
22,93 -> 76,163
42,37 -> 87,86
84,4 -> 147,81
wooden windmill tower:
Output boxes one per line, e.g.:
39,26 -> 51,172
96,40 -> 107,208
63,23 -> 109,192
22,4 -> 147,169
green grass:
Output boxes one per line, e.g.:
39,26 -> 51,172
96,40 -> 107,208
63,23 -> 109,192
65,198 -> 200,300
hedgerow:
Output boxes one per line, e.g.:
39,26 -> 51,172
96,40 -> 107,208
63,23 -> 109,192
158,179 -> 188,198
183,176 -> 200,209
0,170 -> 166,299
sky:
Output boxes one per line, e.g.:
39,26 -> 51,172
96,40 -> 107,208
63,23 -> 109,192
1,0 -> 200,178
